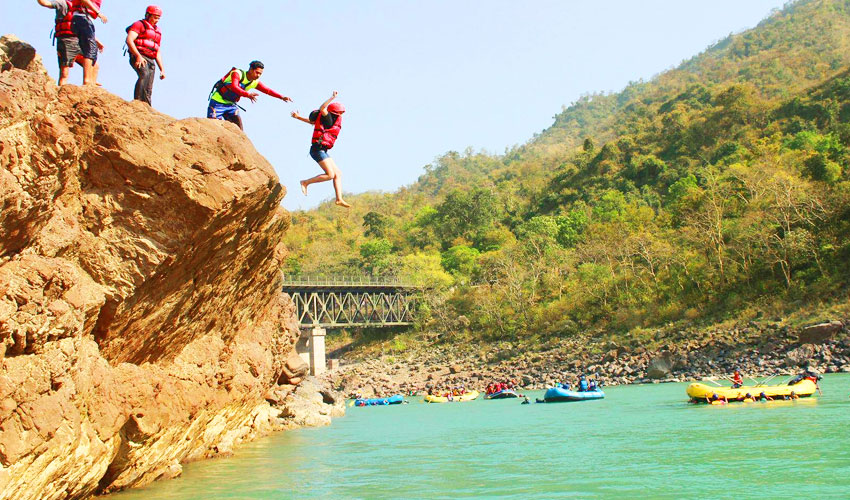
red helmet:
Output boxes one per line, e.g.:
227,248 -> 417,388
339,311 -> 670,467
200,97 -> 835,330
328,102 -> 345,115
146,5 -> 162,16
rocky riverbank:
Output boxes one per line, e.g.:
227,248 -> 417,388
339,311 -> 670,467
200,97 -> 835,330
328,319 -> 850,396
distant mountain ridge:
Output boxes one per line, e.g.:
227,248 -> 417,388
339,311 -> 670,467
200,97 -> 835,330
286,0 -> 850,345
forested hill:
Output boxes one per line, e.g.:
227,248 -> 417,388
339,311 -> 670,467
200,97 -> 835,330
284,0 -> 850,343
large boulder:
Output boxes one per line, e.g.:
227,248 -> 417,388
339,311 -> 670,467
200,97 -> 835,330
798,321 -> 845,344
647,352 -> 673,379
0,36 -> 314,499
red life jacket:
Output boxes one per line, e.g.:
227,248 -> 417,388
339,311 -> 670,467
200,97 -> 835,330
71,0 -> 101,19
55,0 -> 76,38
311,113 -> 343,149
129,19 -> 161,58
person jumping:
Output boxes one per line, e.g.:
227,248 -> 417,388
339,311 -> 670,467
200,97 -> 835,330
291,91 -> 350,208
207,61 -> 292,130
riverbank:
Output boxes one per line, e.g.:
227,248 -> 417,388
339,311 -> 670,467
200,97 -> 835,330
327,318 -> 850,396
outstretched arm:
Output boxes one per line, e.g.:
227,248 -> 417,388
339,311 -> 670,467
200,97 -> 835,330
290,110 -> 313,125
256,82 -> 292,102
318,91 -> 338,116
36,0 -> 54,8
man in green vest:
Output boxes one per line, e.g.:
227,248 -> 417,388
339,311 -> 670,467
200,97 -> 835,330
207,61 -> 291,130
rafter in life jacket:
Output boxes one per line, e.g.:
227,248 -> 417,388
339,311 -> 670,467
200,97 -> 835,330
209,68 -> 259,105
54,0 -> 76,39
311,111 -> 343,149
126,18 -> 161,58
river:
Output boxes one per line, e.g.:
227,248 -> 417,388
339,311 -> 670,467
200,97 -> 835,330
114,374 -> 850,499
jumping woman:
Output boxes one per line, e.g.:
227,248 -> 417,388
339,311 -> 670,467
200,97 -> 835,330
291,91 -> 350,208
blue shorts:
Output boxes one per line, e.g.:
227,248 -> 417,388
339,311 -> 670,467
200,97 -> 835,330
310,144 -> 330,163
72,15 -> 97,61
207,101 -> 239,120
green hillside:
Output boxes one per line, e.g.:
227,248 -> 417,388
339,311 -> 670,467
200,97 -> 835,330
284,0 -> 850,345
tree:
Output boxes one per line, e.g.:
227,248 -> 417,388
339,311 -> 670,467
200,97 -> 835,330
441,245 -> 480,279
360,238 -> 393,274
363,211 -> 389,238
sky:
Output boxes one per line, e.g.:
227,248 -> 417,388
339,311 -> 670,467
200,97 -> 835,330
6,1 -> 789,210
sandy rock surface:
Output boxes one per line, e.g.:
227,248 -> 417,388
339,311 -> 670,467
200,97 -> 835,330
0,35 -> 340,500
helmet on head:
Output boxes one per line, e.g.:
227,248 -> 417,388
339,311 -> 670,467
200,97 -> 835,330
328,102 -> 345,115
146,5 -> 162,16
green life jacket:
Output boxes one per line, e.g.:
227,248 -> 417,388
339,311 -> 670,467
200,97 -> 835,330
210,69 -> 260,105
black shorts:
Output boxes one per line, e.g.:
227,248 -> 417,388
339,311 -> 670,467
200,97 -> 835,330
56,36 -> 81,68
72,15 -> 98,62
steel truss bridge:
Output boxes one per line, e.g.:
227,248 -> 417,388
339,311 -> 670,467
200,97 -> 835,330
281,276 -> 423,328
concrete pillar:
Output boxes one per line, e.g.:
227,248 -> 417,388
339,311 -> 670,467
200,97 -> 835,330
309,327 -> 327,376
295,330 -> 310,369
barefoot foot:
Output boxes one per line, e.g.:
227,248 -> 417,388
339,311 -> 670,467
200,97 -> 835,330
335,199 -> 351,208
300,181 -> 308,195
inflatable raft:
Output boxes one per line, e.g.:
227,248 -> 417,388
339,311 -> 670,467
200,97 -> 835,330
543,387 -> 605,403
424,390 -> 479,403
354,394 -> 405,406
686,379 -> 817,403
485,389 -> 519,400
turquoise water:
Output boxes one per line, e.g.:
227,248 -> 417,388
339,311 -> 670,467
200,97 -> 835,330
115,374 -> 850,499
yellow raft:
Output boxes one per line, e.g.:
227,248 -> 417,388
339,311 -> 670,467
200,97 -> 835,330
686,379 -> 817,402
424,390 -> 480,403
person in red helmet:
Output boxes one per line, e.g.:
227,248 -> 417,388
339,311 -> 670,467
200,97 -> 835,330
36,0 -> 104,86
70,0 -> 108,86
291,91 -> 350,208
126,5 -> 165,105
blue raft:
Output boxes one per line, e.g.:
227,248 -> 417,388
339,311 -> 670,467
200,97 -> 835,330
354,394 -> 405,407
543,387 -> 604,403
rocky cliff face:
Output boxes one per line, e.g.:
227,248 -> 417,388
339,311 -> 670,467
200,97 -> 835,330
0,36 -> 340,500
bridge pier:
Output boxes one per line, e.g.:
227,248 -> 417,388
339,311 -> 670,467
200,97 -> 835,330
309,327 -> 326,376
296,326 -> 327,376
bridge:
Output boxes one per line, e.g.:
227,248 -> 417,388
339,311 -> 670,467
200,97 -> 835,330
281,275 -> 424,376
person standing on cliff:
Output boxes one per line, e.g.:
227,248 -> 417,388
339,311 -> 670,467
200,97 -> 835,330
207,61 -> 292,130
125,5 -> 165,105
291,91 -> 351,208
70,0 -> 108,86
35,0 -> 103,85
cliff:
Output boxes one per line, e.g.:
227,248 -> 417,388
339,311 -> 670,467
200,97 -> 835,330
0,35 -> 340,499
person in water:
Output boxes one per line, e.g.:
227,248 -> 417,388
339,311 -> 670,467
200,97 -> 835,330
758,391 -> 773,402
291,91 -> 350,208
731,370 -> 743,389
708,393 -> 728,404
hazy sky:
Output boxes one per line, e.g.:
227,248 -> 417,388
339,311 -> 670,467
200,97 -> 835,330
8,1 -> 787,210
